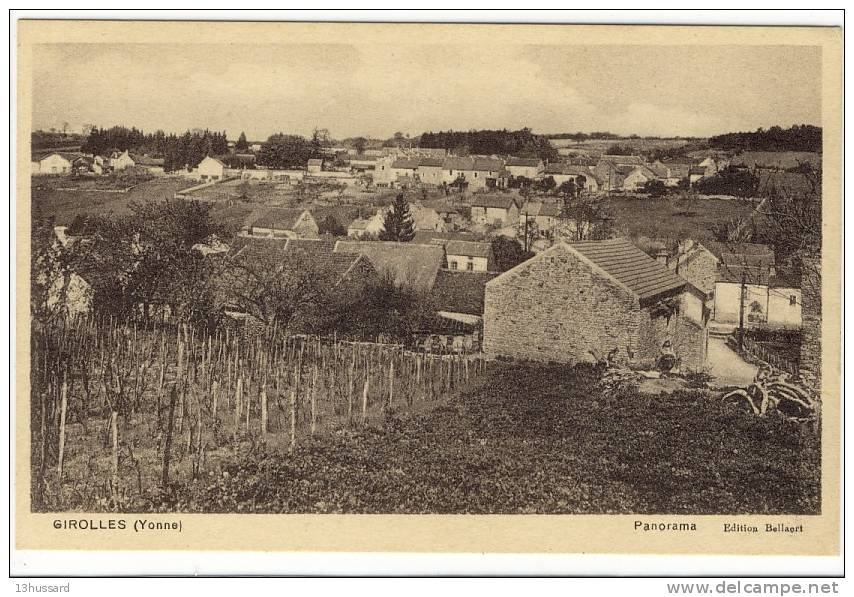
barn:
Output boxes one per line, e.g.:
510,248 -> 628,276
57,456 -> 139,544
483,238 -> 708,371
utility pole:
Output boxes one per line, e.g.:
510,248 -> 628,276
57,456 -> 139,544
738,268 -> 747,350
523,212 -> 531,252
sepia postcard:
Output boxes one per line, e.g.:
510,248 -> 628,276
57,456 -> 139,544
13,18 -> 842,569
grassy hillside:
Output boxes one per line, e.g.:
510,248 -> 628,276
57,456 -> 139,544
167,361 -> 819,514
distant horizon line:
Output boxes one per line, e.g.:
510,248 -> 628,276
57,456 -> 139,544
32,122 -> 822,144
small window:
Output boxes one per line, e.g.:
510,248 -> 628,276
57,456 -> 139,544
466,262 -> 474,271
450,261 -> 458,270
790,295 -> 797,306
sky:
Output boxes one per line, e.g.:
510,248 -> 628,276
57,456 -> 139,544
32,43 -> 822,141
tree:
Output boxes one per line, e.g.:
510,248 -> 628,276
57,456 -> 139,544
557,197 -> 614,242
557,179 -> 577,198
217,250 -> 337,331
534,176 -> 557,194
491,236 -> 533,272
379,193 -> 416,242
694,166 -> 759,197
318,214 -> 346,237
258,133 -> 322,169
351,136 -> 368,154
236,131 -> 249,152
643,179 -> 667,198
69,199 -> 227,322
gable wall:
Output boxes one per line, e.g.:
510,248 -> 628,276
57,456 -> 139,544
483,246 -> 642,364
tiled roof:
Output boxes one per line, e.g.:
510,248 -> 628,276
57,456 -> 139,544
600,154 -> 644,165
391,158 -> 421,169
717,265 -> 772,286
307,159 -> 323,165
522,200 -> 560,218
431,270 -> 498,315
506,157 -> 542,167
704,241 -> 775,264
470,194 -> 519,210
544,163 -> 591,176
250,208 -> 310,231
442,156 -> 504,172
569,237 -> 687,304
417,157 -> 445,167
333,240 -> 445,293
443,240 -> 492,259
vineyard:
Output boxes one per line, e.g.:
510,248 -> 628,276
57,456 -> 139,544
30,318 -> 485,512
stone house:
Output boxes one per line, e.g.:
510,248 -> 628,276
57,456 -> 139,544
389,157 -> 420,185
440,240 -> 495,272
620,165 -> 659,191
442,157 -> 506,191
110,150 -> 136,171
470,194 -> 521,226
505,157 -> 544,180
193,156 -> 226,181
415,157 -> 446,185
34,152 -> 73,175
543,163 -> 600,193
483,238 -> 708,371
520,201 -> 563,236
244,208 -> 320,239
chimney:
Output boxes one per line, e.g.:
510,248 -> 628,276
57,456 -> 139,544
655,248 -> 669,266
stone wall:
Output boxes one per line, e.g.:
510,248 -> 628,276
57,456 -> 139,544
635,303 -> 708,372
483,244 -> 641,364
672,248 -> 718,297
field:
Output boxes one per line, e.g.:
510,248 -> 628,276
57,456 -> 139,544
604,194 -> 759,245
31,320 -> 819,515
31,176 -> 196,225
550,137 -> 697,157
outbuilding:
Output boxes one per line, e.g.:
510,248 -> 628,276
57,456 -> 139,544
483,237 -> 708,370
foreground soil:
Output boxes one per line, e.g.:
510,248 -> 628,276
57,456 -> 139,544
164,362 -> 820,514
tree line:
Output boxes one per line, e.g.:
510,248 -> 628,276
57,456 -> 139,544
418,128 -> 558,161
81,126 -> 230,172
708,124 -> 821,153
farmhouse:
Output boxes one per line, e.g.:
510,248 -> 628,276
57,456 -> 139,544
443,157 -> 506,191
244,208 -> 320,239
620,165 -> 659,191
333,240 -> 445,293
193,156 -> 226,181
505,157 -> 544,180
439,240 -> 495,272
34,152 -> 73,175
415,157 -> 446,185
470,194 -> 521,226
307,158 -> 324,173
483,238 -> 708,370
110,150 -> 136,170
543,163 -> 600,193
520,201 -> 563,235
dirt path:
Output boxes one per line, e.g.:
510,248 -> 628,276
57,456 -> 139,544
707,336 -> 758,387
